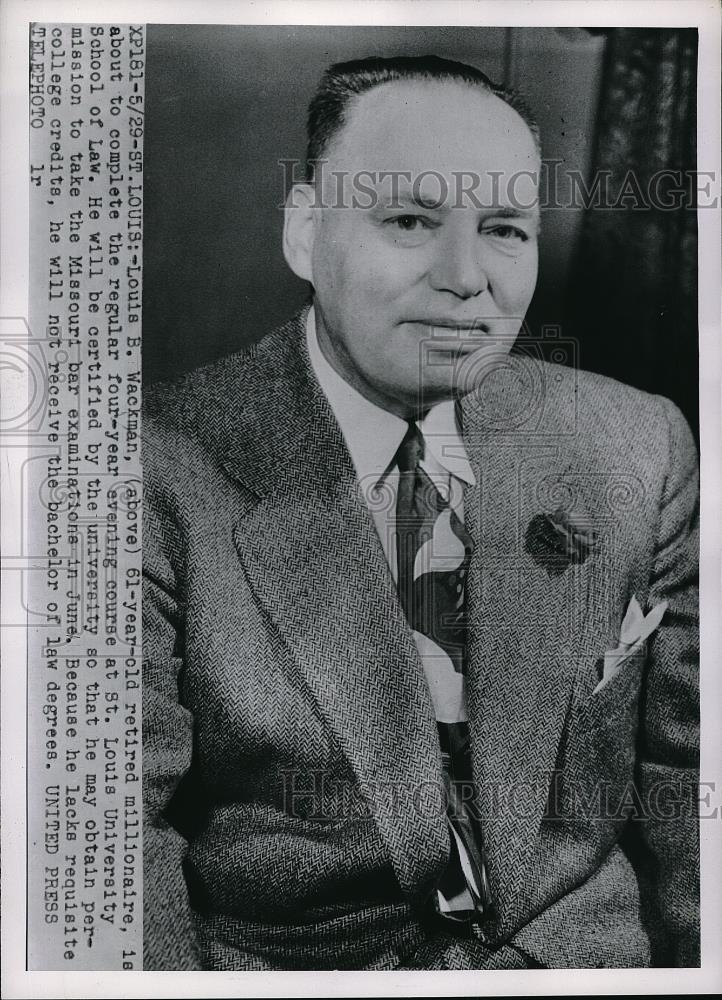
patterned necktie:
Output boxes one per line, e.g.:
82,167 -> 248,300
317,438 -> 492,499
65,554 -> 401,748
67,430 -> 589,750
395,419 -> 492,920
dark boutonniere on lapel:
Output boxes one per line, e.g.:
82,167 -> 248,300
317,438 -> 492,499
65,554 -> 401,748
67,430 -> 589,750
524,506 -> 598,576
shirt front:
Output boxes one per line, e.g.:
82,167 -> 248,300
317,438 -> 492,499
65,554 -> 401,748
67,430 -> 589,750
305,308 -> 482,915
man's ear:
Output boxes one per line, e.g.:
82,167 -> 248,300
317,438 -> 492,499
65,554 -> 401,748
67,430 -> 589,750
283,183 -> 316,283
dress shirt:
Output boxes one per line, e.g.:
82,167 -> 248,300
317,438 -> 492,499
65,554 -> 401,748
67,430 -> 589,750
306,308 -> 482,915
305,308 -> 475,577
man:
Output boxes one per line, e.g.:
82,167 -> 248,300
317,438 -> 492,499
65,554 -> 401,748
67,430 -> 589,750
143,55 -> 699,970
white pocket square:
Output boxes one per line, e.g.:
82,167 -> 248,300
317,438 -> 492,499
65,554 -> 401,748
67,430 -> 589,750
592,595 -> 668,695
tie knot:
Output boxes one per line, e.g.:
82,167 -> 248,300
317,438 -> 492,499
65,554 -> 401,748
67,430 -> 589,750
396,420 -> 424,473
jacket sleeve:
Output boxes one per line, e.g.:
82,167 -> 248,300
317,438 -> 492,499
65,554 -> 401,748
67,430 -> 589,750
142,439 -> 203,970
628,396 -> 700,966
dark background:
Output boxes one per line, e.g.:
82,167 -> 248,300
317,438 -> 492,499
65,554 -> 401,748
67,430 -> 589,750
142,25 -> 698,437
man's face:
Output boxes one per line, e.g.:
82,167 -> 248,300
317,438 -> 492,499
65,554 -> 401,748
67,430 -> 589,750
290,80 -> 540,415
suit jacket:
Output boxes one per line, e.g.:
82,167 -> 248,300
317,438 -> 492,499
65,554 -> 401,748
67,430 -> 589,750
142,306 -> 700,971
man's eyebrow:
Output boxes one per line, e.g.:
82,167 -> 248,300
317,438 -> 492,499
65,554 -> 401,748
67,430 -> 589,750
376,197 -> 539,217
378,193 -> 447,211
485,205 -> 538,219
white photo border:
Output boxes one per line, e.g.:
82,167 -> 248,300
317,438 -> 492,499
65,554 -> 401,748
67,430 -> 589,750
2,1 -> 720,996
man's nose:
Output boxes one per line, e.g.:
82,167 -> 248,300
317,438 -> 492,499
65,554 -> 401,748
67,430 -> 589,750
428,230 -> 489,299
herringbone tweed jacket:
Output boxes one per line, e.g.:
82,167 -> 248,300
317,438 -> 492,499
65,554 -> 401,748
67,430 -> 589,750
142,305 -> 699,971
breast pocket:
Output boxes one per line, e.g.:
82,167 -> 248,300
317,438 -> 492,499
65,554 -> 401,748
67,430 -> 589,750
557,648 -> 647,831
577,647 -> 646,732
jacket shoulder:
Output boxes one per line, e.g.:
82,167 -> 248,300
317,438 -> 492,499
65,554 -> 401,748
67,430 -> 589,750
143,346 -> 255,436
486,354 -> 697,479
142,308 -> 308,446
533,357 -> 693,451
568,367 -> 697,502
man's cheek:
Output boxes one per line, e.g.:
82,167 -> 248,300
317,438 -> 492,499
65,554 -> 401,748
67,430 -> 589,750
339,265 -> 398,307
361,249 -> 422,300
497,259 -> 537,314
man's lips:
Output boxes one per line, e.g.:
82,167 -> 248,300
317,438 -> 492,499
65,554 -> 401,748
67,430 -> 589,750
405,319 -> 491,334
404,320 -> 492,352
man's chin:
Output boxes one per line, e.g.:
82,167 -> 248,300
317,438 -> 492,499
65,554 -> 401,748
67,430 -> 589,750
419,345 -> 515,399
414,377 -> 464,411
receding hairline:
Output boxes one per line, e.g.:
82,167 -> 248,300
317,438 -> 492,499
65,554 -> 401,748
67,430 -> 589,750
312,77 -> 541,173
304,55 -> 541,182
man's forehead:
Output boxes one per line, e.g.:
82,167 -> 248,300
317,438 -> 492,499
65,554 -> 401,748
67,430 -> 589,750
327,80 -> 538,172
320,78 -> 540,206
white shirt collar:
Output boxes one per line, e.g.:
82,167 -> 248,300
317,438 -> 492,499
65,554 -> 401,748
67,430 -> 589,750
306,307 -> 475,488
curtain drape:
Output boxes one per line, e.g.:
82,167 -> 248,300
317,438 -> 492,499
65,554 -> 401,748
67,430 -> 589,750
566,28 -> 698,438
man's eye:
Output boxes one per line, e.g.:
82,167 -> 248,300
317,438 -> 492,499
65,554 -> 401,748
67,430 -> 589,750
387,215 -> 428,231
483,224 -> 528,241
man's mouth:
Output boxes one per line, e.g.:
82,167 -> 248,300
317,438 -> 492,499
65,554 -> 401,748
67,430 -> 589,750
405,321 -> 492,356
407,319 -> 491,335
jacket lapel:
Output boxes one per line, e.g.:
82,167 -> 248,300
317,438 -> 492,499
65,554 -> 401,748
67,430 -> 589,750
222,311 -> 449,902
460,367 -> 595,931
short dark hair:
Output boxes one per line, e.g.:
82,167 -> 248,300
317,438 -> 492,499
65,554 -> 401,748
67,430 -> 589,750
305,54 -> 540,181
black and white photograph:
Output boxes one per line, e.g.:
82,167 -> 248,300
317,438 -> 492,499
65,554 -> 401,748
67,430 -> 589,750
1,1 -> 721,995
143,23 -> 703,973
